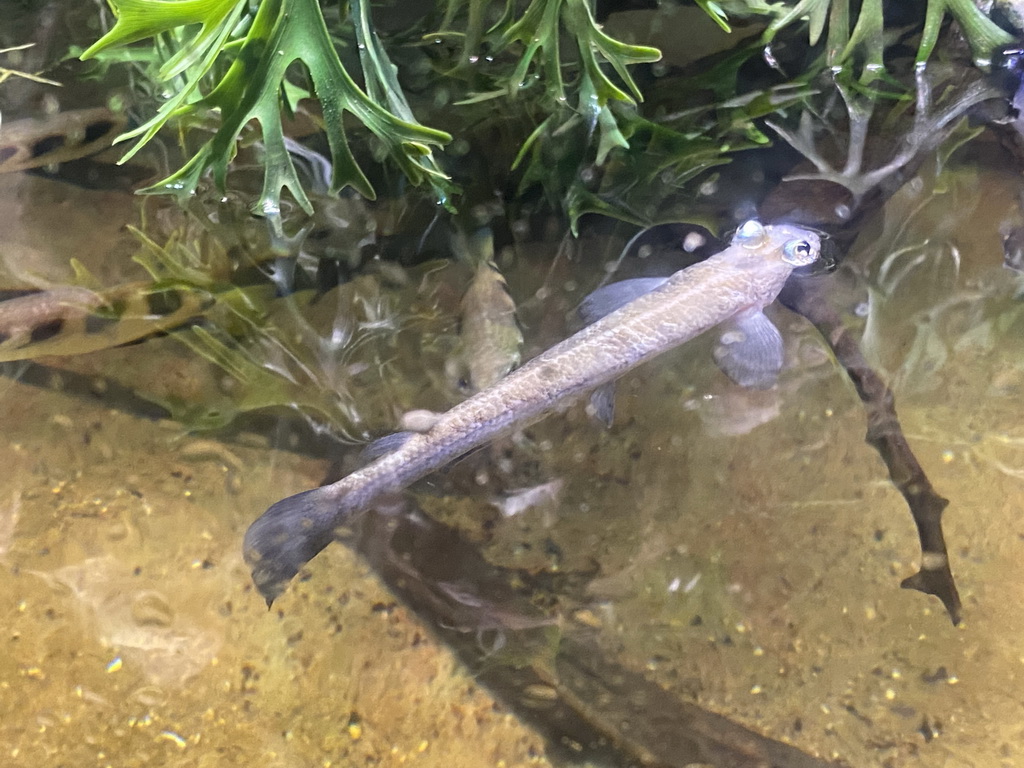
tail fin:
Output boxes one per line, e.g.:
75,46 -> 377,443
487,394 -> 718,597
243,487 -> 340,606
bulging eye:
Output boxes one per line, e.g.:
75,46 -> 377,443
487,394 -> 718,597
782,239 -> 816,266
734,220 -> 765,246
995,45 -> 1024,75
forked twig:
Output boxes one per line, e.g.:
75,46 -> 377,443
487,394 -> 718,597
766,71 -> 999,202
763,70 -> 995,624
779,277 -> 961,623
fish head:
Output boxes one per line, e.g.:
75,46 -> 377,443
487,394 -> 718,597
731,220 -> 822,268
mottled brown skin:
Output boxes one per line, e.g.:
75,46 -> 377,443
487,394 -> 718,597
0,284 -> 212,362
245,221 -> 822,603
456,259 -> 522,393
0,287 -> 101,345
0,107 -> 126,174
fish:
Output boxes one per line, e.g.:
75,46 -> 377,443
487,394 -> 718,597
243,220 -> 822,604
0,283 -> 213,362
448,228 -> 523,394
489,478 -> 565,519
453,258 -> 523,392
0,107 -> 127,174
0,286 -> 103,344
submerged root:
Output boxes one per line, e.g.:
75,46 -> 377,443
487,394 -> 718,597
767,70 -> 1000,204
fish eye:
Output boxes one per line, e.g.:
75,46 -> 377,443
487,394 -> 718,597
734,220 -> 765,246
782,239 -> 816,266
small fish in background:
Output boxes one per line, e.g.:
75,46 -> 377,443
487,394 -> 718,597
0,286 -> 102,345
434,579 -> 560,634
0,106 -> 127,174
999,187 -> 1024,276
489,478 -> 565,520
0,282 -> 212,362
1001,221 -> 1024,274
447,227 -> 523,394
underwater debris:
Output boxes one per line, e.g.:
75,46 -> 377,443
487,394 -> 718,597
765,72 -> 999,206
780,273 -> 962,625
489,478 -> 565,519
760,57 -> 1023,625
763,70 -> 988,623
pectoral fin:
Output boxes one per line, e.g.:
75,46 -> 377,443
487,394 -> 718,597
579,277 -> 668,325
712,310 -> 784,389
586,383 -> 616,427
361,431 -> 416,461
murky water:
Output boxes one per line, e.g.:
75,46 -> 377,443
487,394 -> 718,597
6,5 -> 1024,768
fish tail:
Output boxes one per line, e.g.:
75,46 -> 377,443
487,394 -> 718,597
243,487 -> 343,606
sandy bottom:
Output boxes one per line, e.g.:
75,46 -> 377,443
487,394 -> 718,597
3,160 -> 1024,768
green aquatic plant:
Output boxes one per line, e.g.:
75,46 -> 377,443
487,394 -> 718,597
488,0 -> 661,163
88,225 -> 435,438
76,0 -> 673,219
561,76 -> 816,230
761,0 -> 1012,70
163,270 -> 459,439
75,0 -> 1017,227
81,0 -> 454,217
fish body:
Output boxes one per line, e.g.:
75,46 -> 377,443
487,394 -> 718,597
0,286 -> 102,342
0,283 -> 212,362
244,220 -> 822,603
453,258 -> 522,392
0,107 -> 127,174
448,227 -> 523,393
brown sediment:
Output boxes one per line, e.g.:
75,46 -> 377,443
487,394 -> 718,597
352,504 -> 843,768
